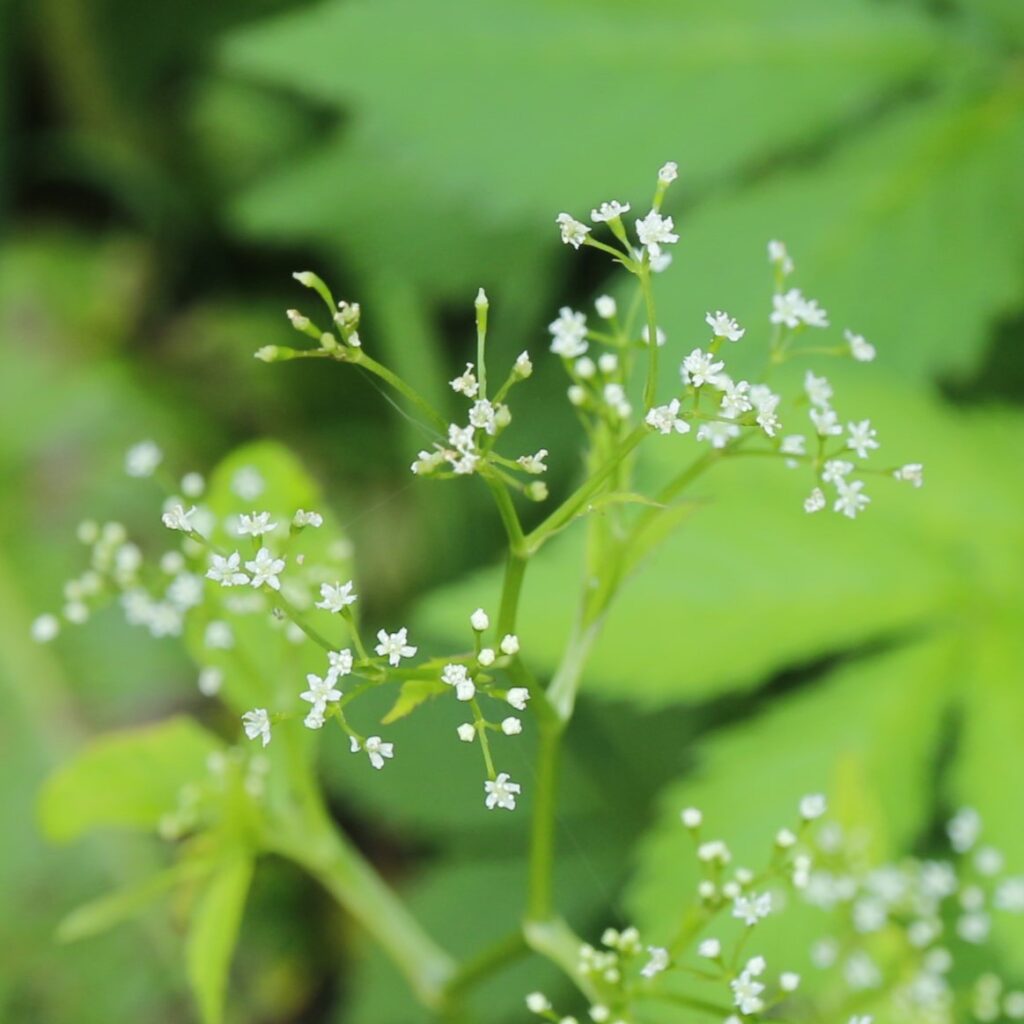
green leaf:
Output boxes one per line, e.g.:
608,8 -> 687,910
56,860 -> 210,943
39,717 -> 222,842
381,678 -> 449,725
186,853 -> 255,1024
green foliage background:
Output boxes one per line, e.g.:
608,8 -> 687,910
1,0 -> 1022,1020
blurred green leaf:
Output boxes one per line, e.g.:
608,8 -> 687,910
381,678 -> 449,725
186,853 -> 255,1024
39,717 -> 222,842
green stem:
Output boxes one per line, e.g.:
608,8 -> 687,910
527,717 -> 563,922
639,269 -> 659,410
444,930 -> 528,998
498,549 -> 528,637
353,351 -> 448,436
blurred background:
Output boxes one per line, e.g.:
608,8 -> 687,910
2,0 -> 1022,1021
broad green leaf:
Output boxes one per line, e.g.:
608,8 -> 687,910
39,717 -> 222,842
626,638 -> 956,977
56,860 -> 210,943
186,853 -> 255,1024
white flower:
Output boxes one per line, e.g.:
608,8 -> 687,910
455,678 -> 476,701
716,376 -> 752,419
768,239 -> 794,274
242,708 -> 271,747
681,349 -> 724,387
822,459 -> 854,485
501,716 -> 522,736
658,161 -> 678,184
801,793 -> 828,820
198,666 -> 222,696
507,687 -> 530,711
469,399 -> 498,435
162,504 -> 196,532
649,249 -> 673,273
731,969 -> 765,1015
772,288 -> 828,329
810,406 -> 843,437
411,449 -> 445,475
301,671 -> 342,709
697,938 -> 720,959
797,294 -> 829,327
681,807 -> 702,829
567,385 -> 586,407
603,383 -> 631,417
696,421 -> 740,449
500,634 -> 520,655
733,891 -> 772,926
206,552 -> 249,587
327,649 -> 354,682
362,735 -> 394,770
478,647 -> 495,666
947,807 -> 981,853
556,212 -> 590,249
591,200 -> 631,222
31,614 -> 60,643
698,840 -> 731,864
804,487 -> 826,514
484,772 -> 521,811
595,295 -> 617,319
526,992 -> 551,1014
549,307 -> 589,358
517,449 -> 548,475
238,511 -> 278,537
442,663 -> 471,687
781,435 -> 806,456
125,441 -> 162,478
293,509 -> 323,528
645,399 -> 690,435
205,620 -> 234,649
375,627 -> 417,666
705,310 -> 745,342
781,972 -> 801,992
470,608 -> 490,631
449,362 -> 479,398
641,324 -> 666,347
845,329 -> 876,362
514,351 -> 533,378
589,1006 -> 610,1023
804,371 -> 833,408
750,385 -> 781,436
457,723 -> 476,743
180,472 -> 204,498
834,479 -> 870,519
893,463 -> 924,488
245,547 -> 285,590
598,353 -> 618,374
635,210 -> 679,254
167,572 -> 203,609
640,946 -> 669,979
316,580 -> 357,612
846,419 -> 879,459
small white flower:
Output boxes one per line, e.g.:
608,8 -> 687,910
238,511 -> 278,537
893,462 -> 924,488
768,239 -> 794,273
501,716 -> 522,736
635,210 -> 679,254
198,666 -> 222,696
834,479 -> 870,519
822,459 -> 854,485
455,678 -> 476,701
363,735 -> 394,770
845,329 -> 876,362
947,807 -> 981,853
206,551 -> 249,587
780,972 -> 801,992
681,807 -> 702,828
781,434 -> 806,456
591,200 -> 631,223
681,348 -> 724,388
846,419 -> 880,459
514,351 -> 533,378
717,377 -> 752,419
442,663 -> 470,687
705,310 -> 745,342
696,421 -> 740,449
698,938 -> 720,959
205,620 -> 234,649
698,840 -> 731,865
469,399 -> 498,436
470,608 -> 490,631
181,472 -> 205,497
125,441 -> 162,478
645,399 -> 690,436
810,406 -> 843,437
594,295 -> 617,319
771,289 -> 804,328
549,307 -> 589,358
598,352 -> 618,374
162,504 -> 196,532
800,793 -> 828,820
731,969 -> 765,1015
301,672 -> 342,710
500,633 -> 520,655
526,992 -> 551,1014
450,362 -> 479,398
316,580 -> 357,612
567,384 -> 587,407
167,572 -> 203,609
514,449 -> 548,479
804,371 -> 834,408
293,509 -> 323,528
556,213 -> 590,249
658,161 -> 679,184
457,723 -> 476,743
31,614 -> 60,643
327,649 -> 354,681
411,449 -> 445,475
640,946 -> 669,979
733,891 -> 772,926
242,708 -> 271,747
603,383 -> 631,418
804,488 -> 826,514
484,772 -> 521,810
589,1006 -> 610,1023
245,547 -> 285,590
476,648 -> 494,667
575,356 -> 596,379
375,627 -> 417,666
